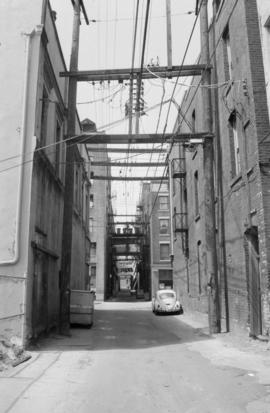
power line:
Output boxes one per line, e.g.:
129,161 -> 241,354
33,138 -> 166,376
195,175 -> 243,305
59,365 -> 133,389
147,1 -> 203,220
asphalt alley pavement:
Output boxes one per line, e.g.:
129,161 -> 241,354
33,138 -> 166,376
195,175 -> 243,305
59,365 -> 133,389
1,301 -> 270,413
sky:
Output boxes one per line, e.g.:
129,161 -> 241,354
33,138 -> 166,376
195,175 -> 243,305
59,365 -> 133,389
50,0 -> 202,219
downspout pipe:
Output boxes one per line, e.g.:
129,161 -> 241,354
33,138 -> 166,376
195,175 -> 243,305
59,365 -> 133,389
168,161 -> 174,264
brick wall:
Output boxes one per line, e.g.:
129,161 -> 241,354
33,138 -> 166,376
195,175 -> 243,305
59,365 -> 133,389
171,0 -> 270,334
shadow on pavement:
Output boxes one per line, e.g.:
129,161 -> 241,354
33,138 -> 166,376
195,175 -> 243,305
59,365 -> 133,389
32,304 -> 212,353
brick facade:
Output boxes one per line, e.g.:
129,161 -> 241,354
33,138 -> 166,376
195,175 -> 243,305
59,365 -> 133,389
170,0 -> 270,335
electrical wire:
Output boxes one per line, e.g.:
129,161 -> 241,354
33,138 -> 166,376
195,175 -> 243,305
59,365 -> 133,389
147,1 -> 203,219
89,11 -> 194,23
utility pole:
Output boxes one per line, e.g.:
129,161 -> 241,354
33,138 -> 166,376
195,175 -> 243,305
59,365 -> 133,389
129,0 -> 140,135
60,0 -> 81,334
200,0 -> 221,334
135,0 -> 151,135
166,0 -> 172,70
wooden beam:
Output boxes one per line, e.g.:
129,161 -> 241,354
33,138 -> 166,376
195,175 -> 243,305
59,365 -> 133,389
109,214 -> 139,216
59,64 -> 209,82
111,232 -> 143,236
91,161 -> 166,167
92,176 -> 168,181
75,132 -> 210,144
109,221 -> 145,225
87,147 -> 167,153
112,252 -> 141,256
111,239 -> 143,245
70,0 -> 89,24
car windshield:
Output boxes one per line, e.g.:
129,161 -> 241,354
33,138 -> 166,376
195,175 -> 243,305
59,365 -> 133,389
159,292 -> 175,299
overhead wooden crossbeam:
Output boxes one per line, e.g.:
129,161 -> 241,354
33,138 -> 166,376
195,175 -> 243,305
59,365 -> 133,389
60,64 -> 209,82
111,239 -> 142,245
91,161 -> 167,167
109,214 -> 139,216
92,176 -> 168,181
111,233 -> 144,238
88,147 -> 166,153
109,221 -> 145,225
112,252 -> 141,256
76,132 -> 209,145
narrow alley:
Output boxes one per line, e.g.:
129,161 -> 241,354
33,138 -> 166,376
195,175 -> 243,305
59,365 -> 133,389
1,300 -> 270,413
1,0 -> 270,411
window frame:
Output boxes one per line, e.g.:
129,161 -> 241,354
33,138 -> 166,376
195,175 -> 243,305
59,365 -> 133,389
159,218 -> 170,235
159,242 -> 170,261
158,195 -> 169,211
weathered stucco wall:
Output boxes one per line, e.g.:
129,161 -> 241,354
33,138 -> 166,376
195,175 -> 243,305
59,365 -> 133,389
0,0 -> 45,345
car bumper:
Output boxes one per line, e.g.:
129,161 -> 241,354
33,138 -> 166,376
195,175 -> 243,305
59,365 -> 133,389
156,306 -> 183,314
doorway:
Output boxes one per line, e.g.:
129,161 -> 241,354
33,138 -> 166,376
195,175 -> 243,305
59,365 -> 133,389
245,227 -> 262,337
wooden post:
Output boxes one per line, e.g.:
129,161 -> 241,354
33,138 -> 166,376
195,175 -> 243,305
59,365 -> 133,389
129,0 -> 140,135
60,0 -> 81,334
166,0 -> 172,69
200,0 -> 221,334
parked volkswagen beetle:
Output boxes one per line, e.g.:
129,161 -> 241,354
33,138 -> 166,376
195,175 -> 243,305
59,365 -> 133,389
152,289 -> 183,315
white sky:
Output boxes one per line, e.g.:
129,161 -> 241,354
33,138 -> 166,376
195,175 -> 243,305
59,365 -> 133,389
50,0 -> 202,218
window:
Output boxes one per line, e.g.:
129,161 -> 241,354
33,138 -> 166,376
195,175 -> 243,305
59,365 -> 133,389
89,217 -> 94,233
194,170 -> 199,217
90,265 -> 96,290
40,88 -> 49,145
159,219 -> 169,234
91,265 -> 96,278
160,243 -> 170,260
90,194 -> 94,208
159,196 -> 169,210
223,26 -> 232,80
191,109 -> 196,133
159,269 -> 173,288
74,168 -> 80,210
229,112 -> 241,176
54,119 -> 61,176
90,242 -> 96,258
197,241 -> 202,294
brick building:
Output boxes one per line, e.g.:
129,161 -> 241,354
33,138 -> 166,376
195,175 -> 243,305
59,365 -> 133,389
138,181 -> 173,297
84,127 -> 113,301
170,0 -> 270,336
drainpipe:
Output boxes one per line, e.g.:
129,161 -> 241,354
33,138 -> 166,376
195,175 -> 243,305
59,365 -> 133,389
168,160 -> 174,265
212,2 -> 230,332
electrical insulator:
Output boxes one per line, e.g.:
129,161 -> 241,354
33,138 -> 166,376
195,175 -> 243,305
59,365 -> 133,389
242,79 -> 248,96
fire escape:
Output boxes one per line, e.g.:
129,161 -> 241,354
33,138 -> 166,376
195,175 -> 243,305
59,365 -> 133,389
171,153 -> 189,257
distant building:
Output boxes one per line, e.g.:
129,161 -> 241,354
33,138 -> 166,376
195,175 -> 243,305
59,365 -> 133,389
0,1 -> 91,345
138,181 -> 172,297
170,0 -> 270,337
84,121 -> 113,301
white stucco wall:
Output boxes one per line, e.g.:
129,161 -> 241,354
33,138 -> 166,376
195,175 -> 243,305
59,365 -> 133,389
0,0 -> 44,345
